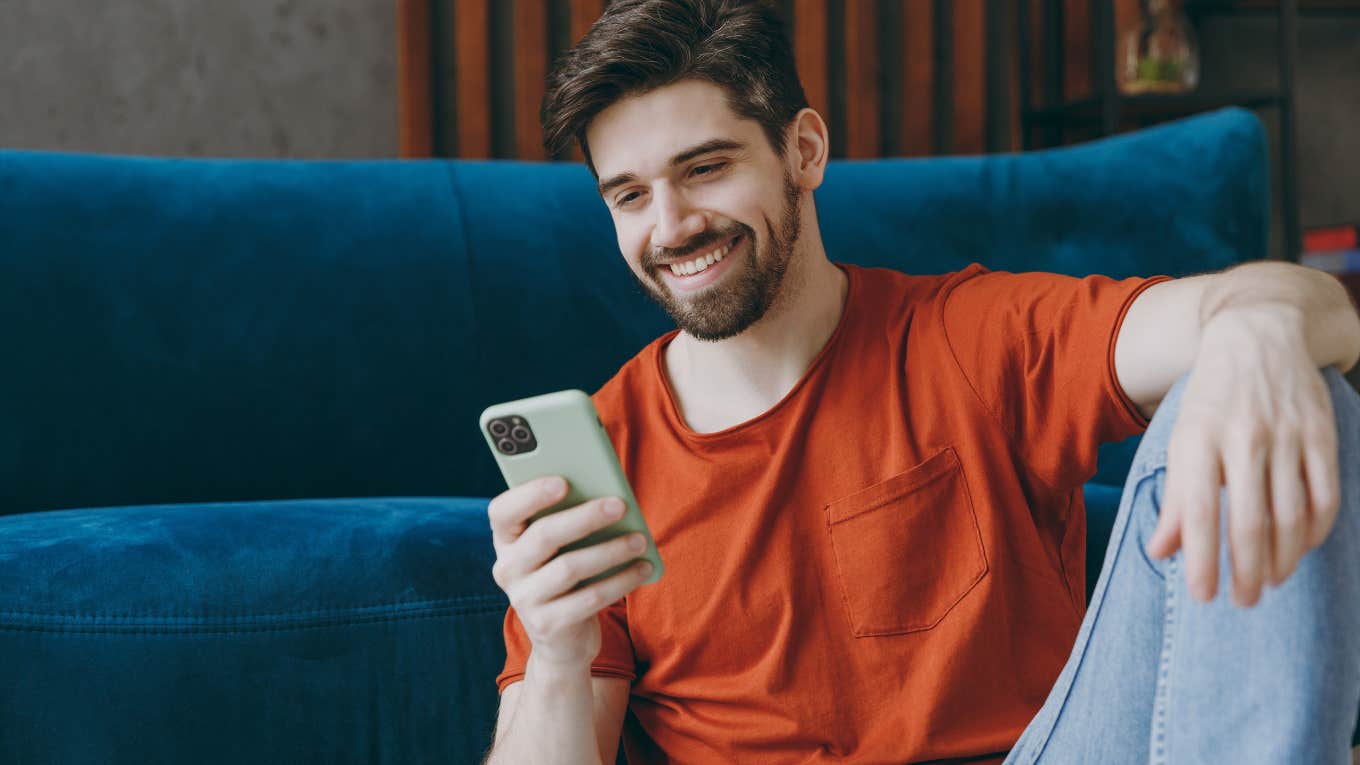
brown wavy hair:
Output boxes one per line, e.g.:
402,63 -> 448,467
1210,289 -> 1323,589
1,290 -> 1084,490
540,0 -> 809,174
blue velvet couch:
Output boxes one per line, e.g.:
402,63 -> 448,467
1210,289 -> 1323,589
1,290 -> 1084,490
0,108 -> 1276,764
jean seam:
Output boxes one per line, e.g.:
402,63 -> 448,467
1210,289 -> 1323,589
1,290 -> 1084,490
1012,470 -> 1162,765
1132,467 -> 1169,582
1150,554 -> 1179,765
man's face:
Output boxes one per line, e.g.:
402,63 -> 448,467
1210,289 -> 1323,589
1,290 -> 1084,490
587,80 -> 802,342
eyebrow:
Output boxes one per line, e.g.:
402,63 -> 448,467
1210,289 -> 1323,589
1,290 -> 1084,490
596,138 -> 747,198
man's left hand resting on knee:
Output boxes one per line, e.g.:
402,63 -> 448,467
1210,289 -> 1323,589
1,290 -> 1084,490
1114,261 -> 1360,606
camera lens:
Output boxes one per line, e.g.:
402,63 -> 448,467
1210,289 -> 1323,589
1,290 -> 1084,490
497,438 -> 517,454
510,426 -> 531,443
489,420 -> 509,437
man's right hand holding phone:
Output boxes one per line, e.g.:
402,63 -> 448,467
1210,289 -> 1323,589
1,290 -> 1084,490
488,475 -> 654,668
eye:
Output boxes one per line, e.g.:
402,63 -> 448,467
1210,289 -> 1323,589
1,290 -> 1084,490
616,190 -> 642,209
692,162 -> 728,177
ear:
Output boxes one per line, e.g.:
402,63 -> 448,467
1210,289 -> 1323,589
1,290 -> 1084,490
786,107 -> 830,191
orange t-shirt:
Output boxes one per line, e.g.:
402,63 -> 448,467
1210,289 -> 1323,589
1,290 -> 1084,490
497,262 -> 1171,763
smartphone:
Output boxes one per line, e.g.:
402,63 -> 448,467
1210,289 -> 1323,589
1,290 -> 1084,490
479,389 -> 663,588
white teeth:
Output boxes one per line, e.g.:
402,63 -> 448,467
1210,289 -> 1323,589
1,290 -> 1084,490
668,237 -> 736,276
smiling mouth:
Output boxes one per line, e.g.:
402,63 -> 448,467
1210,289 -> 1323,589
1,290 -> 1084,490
662,234 -> 740,277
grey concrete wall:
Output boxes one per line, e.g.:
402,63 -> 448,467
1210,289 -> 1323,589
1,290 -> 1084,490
0,3 -> 1353,230
0,0 -> 397,158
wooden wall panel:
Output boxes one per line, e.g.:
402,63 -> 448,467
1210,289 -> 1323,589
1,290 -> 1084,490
513,0 -> 548,160
793,0 -> 829,115
843,0 -> 880,157
1114,0 -> 1140,61
1027,0 -> 1045,109
454,0 -> 491,158
396,0 -> 433,157
566,0 -> 604,160
900,0 -> 935,156
952,0 -> 986,155
1064,0 -> 1092,100
404,0 -> 1100,160
569,0 -> 604,43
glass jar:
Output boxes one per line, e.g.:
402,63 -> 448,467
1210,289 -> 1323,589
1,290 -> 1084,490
1117,0 -> 1200,95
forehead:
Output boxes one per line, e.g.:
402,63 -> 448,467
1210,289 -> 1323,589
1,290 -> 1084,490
586,79 -> 765,180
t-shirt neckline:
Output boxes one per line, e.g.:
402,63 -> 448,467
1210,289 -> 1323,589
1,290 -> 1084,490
652,262 -> 860,441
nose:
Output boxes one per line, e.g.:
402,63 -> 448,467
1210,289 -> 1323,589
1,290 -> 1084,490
649,184 -> 706,252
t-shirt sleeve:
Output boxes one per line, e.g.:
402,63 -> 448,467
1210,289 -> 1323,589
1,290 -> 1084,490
494,597 -> 637,693
940,265 -> 1173,493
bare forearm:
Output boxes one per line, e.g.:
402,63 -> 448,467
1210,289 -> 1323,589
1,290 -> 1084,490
485,654 -> 604,765
1199,261 -> 1360,372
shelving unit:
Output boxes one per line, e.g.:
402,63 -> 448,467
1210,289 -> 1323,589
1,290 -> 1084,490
1018,0 -> 1301,260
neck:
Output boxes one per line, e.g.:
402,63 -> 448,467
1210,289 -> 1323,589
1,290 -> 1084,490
664,218 -> 848,433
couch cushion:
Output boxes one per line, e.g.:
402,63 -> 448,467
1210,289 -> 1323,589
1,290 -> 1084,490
0,108 -> 1267,515
0,497 -> 509,765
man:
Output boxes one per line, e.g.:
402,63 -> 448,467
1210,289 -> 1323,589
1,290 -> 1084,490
482,1 -> 1360,763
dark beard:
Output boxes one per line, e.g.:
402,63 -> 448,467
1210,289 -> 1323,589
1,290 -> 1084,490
632,174 -> 803,342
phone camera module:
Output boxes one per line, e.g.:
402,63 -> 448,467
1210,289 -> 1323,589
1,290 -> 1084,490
488,416 -> 537,454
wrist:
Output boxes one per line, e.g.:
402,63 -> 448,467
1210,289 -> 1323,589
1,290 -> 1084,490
526,650 -> 594,686
1201,303 -> 1305,347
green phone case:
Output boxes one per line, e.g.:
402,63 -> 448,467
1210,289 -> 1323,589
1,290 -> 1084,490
479,389 -> 663,587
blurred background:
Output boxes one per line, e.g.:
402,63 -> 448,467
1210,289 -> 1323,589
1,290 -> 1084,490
2,0 -> 1357,264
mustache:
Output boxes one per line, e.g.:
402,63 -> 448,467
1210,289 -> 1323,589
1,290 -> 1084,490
645,224 -> 749,268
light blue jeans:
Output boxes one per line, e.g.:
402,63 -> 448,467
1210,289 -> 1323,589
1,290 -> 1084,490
1005,367 -> 1360,764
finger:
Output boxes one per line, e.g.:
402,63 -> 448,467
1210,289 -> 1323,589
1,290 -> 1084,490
1146,497 -> 1183,560
1267,437 -> 1307,587
1303,397 -> 1341,550
517,532 -> 648,607
505,496 -> 627,579
1225,436 -> 1270,607
1166,434 -> 1222,602
534,559 -> 654,628
488,476 -> 569,548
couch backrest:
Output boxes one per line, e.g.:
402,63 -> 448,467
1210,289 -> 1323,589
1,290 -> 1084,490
0,108 -> 1267,515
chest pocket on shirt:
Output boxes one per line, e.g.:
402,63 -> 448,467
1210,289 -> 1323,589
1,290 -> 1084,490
825,447 -> 988,637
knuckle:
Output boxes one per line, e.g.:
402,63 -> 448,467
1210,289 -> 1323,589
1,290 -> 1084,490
582,588 -> 608,611
610,534 -> 638,557
1228,423 -> 1269,452
542,507 -> 584,538
1237,514 -> 1268,538
521,613 -> 547,637
520,527 -> 552,562
1302,417 -> 1336,446
1322,494 -> 1342,517
1275,512 -> 1305,539
506,586 -> 529,615
1314,483 -> 1341,513
550,556 -> 580,586
1183,497 -> 1217,522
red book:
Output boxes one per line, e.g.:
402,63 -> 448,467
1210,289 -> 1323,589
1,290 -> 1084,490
1305,225 -> 1359,253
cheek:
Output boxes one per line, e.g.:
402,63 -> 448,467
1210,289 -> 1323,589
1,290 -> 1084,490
615,227 -> 648,271
700,178 -> 772,230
